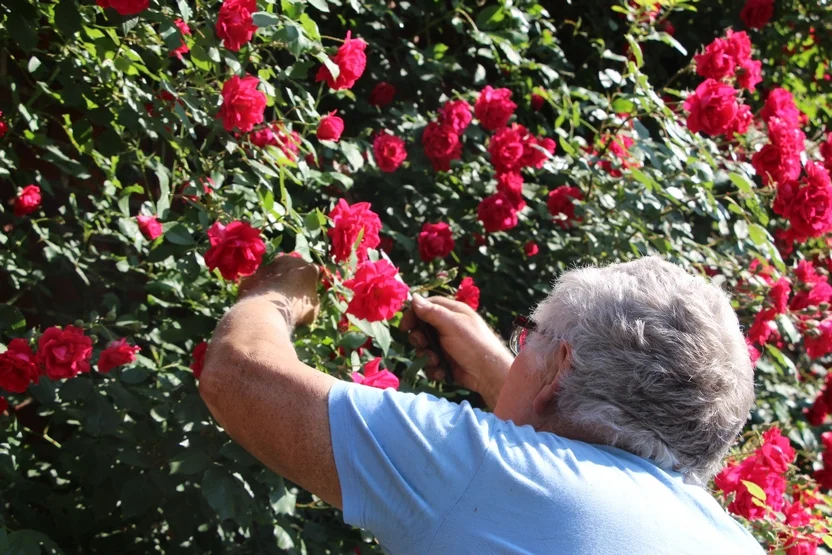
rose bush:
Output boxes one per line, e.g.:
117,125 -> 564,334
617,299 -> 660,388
1,0 -> 832,552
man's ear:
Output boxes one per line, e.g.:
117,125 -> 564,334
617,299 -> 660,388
532,341 -> 571,416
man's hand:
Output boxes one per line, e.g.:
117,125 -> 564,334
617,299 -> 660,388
237,255 -> 320,327
400,295 -> 513,409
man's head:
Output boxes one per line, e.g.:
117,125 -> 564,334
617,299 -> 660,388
494,256 -> 755,483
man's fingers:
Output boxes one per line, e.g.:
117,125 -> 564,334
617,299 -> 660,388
399,306 -> 418,331
425,365 -> 446,382
412,295 -> 459,329
415,349 -> 440,366
424,295 -> 474,314
408,330 -> 427,349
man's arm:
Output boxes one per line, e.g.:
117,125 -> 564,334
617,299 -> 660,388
198,257 -> 342,508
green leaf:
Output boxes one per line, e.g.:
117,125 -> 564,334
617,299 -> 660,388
252,11 -> 280,27
55,0 -> 83,37
822,535 -> 832,550
202,467 -> 252,521
341,142 -> 364,172
169,450 -> 210,475
83,395 -> 121,436
165,224 -> 196,246
121,475 -> 161,518
3,530 -> 57,555
748,223 -> 768,246
741,480 -> 766,501
729,172 -> 754,195
0,305 -> 26,333
307,0 -> 330,12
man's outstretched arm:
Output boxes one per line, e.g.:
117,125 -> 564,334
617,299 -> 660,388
198,257 -> 343,508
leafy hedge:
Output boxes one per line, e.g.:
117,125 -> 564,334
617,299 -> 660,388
1,0 -> 832,553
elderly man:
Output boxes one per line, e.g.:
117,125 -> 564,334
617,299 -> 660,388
199,255 -> 763,554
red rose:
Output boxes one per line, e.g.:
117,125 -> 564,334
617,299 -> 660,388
474,86 -> 517,131
796,260 -> 824,284
370,82 -> 395,107
219,75 -> 266,133
316,31 -> 367,90
137,215 -> 162,240
524,241 -> 540,257
438,100 -> 473,135
740,0 -> 774,30
662,21 -> 676,35
496,172 -> 525,210
327,199 -> 382,263
317,111 -> 345,142
250,123 -> 301,160
216,0 -> 257,52
98,338 -> 140,373
683,79 -> 740,136
520,136 -> 556,169
180,177 -> 214,202
530,93 -> 545,111
417,222 -> 455,262
726,104 -> 753,137
170,18 -> 191,59
351,358 -> 399,390
344,259 -> 409,322
820,132 -> 832,173
488,125 -> 527,173
768,117 -> 805,156
0,339 -> 40,394
0,111 -> 7,139
97,0 -> 148,15
694,38 -> 736,80
37,325 -> 93,380
422,122 -> 462,172
790,281 -> 832,311
752,144 -> 801,186
14,185 -> 41,216
806,321 -> 832,359
736,59 -> 762,91
769,278 -> 791,313
477,192 -> 518,233
455,277 -> 480,310
190,341 -> 208,379
761,88 -> 801,126
724,30 -> 752,63
372,131 -> 407,172
204,221 -> 266,281
785,164 -> 832,242
547,186 -> 584,229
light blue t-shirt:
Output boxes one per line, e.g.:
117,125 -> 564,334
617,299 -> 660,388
328,381 -> 763,555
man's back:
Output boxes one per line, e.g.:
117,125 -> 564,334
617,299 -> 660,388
328,381 -> 763,554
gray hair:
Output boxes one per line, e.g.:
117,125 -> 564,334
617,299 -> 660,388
527,256 -> 755,483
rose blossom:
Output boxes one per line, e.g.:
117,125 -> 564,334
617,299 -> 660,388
344,259 -> 409,322
327,199 -> 382,263
806,320 -> 832,359
547,186 -> 584,229
96,0 -> 148,15
520,136 -> 556,169
204,220 -> 266,281
418,222 -> 455,262
724,30 -> 752,62
98,338 -> 140,373
250,124 -> 301,160
137,215 -> 162,240
496,172 -> 525,210
13,185 -> 41,216
317,111 -> 345,142
477,192 -> 518,233
736,59 -> 762,91
370,82 -> 395,107
216,0 -> 257,52
740,0 -> 774,30
769,278 -> 791,313
170,18 -> 191,59
0,339 -> 40,394
785,163 -> 832,241
190,341 -> 208,379
352,358 -> 399,390
455,277 -> 480,310
422,122 -> 462,172
0,111 -> 7,138
524,241 -> 540,257
218,75 -> 266,133
37,325 -> 93,380
694,38 -> 736,80
373,131 -> 407,172
474,86 -> 517,131
316,31 -> 367,90
789,280 -> 832,311
761,88 -> 801,126
726,104 -> 753,137
684,79 -> 740,136
438,100 -> 473,135
488,124 -> 527,173
530,93 -> 545,111
752,144 -> 801,186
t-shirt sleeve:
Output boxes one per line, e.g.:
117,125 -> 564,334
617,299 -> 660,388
328,380 -> 495,554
